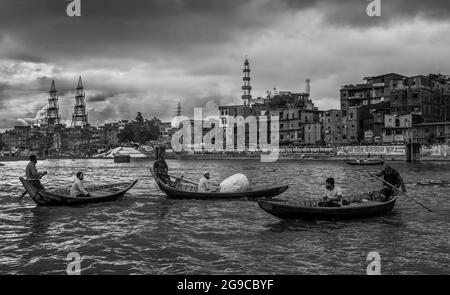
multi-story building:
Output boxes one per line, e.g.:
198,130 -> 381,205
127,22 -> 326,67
340,73 -> 406,110
321,110 -> 353,145
304,122 -> 322,145
382,113 -> 423,143
390,74 -> 450,122
341,73 -> 450,123
219,91 -> 321,147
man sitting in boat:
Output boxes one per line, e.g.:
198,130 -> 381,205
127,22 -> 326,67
25,154 -> 47,190
319,177 -> 343,207
153,153 -> 170,184
70,172 -> 90,198
198,172 -> 218,192
372,164 -> 406,201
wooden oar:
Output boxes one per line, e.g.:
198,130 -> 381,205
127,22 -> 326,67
161,172 -> 199,186
18,190 -> 28,200
367,171 -> 433,212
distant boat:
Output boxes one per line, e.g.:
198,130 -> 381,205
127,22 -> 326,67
346,159 -> 384,166
0,163 -> 4,166
19,177 -> 137,206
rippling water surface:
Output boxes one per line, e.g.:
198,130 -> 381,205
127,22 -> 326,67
0,159 -> 449,274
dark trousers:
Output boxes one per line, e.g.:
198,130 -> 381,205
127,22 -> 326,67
157,172 -> 171,184
380,187 -> 396,201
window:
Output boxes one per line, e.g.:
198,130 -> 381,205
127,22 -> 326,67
280,124 -> 284,129
386,130 -> 392,135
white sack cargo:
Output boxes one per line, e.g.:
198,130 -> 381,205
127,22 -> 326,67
219,174 -> 250,193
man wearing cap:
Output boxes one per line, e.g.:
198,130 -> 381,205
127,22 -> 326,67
25,154 -> 47,190
372,164 -> 406,201
198,172 -> 217,192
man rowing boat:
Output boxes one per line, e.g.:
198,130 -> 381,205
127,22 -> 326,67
153,153 -> 170,184
25,154 -> 47,190
371,164 -> 406,201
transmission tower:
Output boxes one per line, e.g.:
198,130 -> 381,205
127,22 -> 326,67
45,80 -> 62,151
46,80 -> 61,127
71,76 -> 88,128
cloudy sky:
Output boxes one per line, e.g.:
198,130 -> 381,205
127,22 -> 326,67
1,0 -> 450,129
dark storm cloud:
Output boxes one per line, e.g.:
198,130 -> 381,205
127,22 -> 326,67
88,94 -> 110,103
0,0 -> 282,63
1,0 -> 449,63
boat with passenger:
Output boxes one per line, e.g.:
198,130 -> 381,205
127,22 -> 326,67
19,177 -> 137,206
150,168 -> 288,200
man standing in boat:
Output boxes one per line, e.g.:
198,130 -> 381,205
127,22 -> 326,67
372,164 -> 406,201
319,177 -> 343,207
71,171 -> 90,198
25,154 -> 47,190
153,153 -> 170,184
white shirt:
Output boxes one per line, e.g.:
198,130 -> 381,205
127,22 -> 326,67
70,178 -> 89,197
198,177 -> 212,192
324,186 -> 343,203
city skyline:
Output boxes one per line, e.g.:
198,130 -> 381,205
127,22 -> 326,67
2,0 -> 450,130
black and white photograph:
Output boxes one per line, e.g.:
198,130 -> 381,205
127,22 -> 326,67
0,0 -> 449,279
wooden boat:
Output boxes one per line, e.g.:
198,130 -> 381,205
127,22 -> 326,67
346,159 -> 384,166
0,163 -> 4,166
19,177 -> 137,206
150,169 -> 288,200
258,196 -> 397,220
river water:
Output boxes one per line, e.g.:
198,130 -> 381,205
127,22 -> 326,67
0,159 -> 448,274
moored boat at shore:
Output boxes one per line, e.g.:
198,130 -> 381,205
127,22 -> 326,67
19,177 -> 137,206
150,169 -> 288,200
258,196 -> 397,220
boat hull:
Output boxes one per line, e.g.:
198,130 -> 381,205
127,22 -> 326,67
19,177 -> 137,206
258,197 -> 397,220
150,169 -> 288,200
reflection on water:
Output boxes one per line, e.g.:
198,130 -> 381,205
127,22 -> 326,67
0,159 -> 449,274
